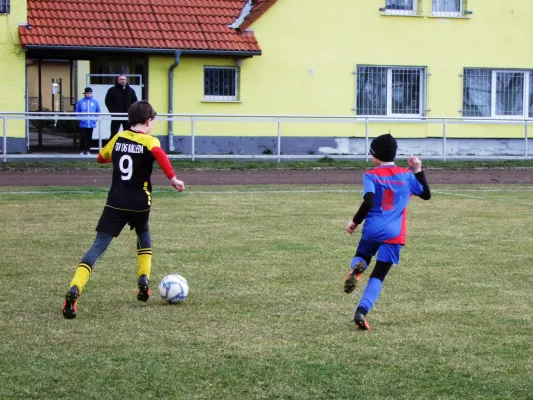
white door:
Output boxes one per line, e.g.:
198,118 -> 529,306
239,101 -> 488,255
86,74 -> 143,141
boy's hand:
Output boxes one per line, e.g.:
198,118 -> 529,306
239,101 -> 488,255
170,177 -> 185,192
408,154 -> 422,174
347,221 -> 358,234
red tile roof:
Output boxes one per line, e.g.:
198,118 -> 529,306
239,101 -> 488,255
19,0 -> 275,53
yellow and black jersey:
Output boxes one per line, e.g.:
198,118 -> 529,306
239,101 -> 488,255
99,130 -> 161,211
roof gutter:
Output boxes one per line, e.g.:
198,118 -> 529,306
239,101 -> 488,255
168,50 -> 182,153
23,45 -> 261,57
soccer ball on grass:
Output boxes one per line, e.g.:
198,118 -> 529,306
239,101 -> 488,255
159,274 -> 189,303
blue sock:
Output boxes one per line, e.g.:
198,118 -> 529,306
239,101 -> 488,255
358,277 -> 383,314
351,256 -> 368,271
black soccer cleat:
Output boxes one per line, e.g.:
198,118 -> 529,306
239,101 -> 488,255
353,311 -> 371,331
344,261 -> 365,294
62,286 -> 80,319
137,274 -> 151,302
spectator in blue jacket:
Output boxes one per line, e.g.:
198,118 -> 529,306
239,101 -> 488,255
75,87 -> 101,155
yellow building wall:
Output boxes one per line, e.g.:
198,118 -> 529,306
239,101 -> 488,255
0,2 -> 27,140
250,0 -> 533,139
27,61 -> 73,111
77,60 -> 90,100
150,0 -> 533,140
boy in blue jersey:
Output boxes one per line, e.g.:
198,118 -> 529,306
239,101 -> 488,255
344,133 -> 431,330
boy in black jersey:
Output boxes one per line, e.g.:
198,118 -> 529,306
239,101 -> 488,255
63,100 -> 184,319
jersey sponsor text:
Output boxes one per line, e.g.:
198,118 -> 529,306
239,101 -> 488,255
115,143 -> 144,154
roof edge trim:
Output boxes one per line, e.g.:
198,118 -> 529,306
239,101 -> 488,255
238,0 -> 278,32
228,0 -> 253,29
23,45 -> 261,57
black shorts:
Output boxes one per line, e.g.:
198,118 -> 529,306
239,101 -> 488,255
96,206 -> 150,237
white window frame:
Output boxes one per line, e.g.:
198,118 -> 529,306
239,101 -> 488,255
432,0 -> 463,17
463,68 -> 532,119
491,70 -> 529,119
383,0 -> 418,16
388,68 -> 425,117
356,66 -> 426,118
203,66 -> 239,102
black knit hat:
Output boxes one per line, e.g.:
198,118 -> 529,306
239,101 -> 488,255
369,134 -> 397,162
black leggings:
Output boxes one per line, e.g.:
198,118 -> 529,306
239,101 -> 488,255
370,261 -> 393,282
80,230 -> 151,269
79,128 -> 93,152
355,251 -> 393,282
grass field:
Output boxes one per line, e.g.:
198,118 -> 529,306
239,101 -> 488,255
1,184 -> 532,399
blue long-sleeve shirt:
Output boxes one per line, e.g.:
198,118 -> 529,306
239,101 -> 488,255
75,97 -> 101,128
359,165 -> 426,245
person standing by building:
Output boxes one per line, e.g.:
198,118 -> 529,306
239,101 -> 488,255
75,87 -> 101,155
105,75 -> 138,139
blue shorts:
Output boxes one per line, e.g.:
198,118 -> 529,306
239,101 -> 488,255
356,239 -> 402,265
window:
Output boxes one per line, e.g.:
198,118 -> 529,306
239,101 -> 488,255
0,0 -> 10,14
203,67 -> 239,102
384,0 -> 418,15
356,66 -> 426,117
432,0 -> 463,17
463,69 -> 533,118
530,71 -> 533,118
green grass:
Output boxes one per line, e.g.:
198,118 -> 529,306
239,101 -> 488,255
1,185 -> 533,399
2,158 -> 533,172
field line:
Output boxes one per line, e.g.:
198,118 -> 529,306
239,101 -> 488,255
434,190 -> 533,207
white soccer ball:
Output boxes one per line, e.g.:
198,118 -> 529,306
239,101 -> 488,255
159,274 -> 189,303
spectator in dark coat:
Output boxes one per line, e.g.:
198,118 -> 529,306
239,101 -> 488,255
105,75 -> 138,139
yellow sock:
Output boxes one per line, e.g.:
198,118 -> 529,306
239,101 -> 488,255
69,263 -> 92,294
137,248 -> 152,279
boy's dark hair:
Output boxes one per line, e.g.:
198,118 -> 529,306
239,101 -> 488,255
128,100 -> 157,126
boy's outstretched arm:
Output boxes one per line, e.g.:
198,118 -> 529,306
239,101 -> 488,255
347,192 -> 375,234
408,155 -> 431,200
97,136 -> 117,163
152,147 -> 185,192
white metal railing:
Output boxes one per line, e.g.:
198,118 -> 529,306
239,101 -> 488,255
1,112 -> 533,162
